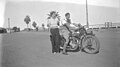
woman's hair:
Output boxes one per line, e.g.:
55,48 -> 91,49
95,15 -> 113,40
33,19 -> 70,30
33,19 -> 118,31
49,11 -> 56,17
65,13 -> 70,16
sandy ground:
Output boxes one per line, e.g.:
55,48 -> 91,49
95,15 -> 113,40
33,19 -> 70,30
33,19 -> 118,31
0,30 -> 120,67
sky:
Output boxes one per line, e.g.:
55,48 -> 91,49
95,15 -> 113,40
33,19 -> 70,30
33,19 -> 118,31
0,0 -> 120,29
6,0 -> 120,7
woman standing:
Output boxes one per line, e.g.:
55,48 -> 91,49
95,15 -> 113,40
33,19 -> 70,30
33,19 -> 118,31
47,11 -> 61,54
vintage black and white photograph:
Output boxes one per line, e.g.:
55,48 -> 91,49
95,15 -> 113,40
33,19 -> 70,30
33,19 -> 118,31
0,0 -> 120,67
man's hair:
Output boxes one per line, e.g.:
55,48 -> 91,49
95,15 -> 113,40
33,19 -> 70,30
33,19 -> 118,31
65,13 -> 70,16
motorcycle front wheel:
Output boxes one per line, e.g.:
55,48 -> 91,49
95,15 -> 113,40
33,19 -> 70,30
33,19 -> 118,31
82,35 -> 100,54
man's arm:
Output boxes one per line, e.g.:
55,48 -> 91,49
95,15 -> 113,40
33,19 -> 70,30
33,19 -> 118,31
64,24 -> 72,33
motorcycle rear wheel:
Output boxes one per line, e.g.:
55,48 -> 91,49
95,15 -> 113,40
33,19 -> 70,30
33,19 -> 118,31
82,35 -> 100,54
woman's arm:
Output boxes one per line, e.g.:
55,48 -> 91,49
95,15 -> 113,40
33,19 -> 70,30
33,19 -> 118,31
47,19 -> 51,28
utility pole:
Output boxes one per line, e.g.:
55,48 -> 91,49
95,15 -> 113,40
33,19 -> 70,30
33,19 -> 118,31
86,0 -> 89,28
8,18 -> 11,34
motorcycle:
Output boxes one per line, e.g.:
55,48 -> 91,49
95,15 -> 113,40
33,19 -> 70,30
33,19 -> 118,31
59,25 -> 100,54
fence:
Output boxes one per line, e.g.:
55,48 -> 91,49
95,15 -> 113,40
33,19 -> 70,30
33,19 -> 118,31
89,22 -> 120,29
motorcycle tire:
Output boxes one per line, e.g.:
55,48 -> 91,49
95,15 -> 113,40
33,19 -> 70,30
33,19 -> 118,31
82,35 -> 100,54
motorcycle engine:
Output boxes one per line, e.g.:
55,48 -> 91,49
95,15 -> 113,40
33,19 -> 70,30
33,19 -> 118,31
69,37 -> 79,48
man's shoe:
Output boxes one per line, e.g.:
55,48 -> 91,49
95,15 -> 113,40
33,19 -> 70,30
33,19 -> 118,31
53,52 -> 57,54
62,52 -> 68,55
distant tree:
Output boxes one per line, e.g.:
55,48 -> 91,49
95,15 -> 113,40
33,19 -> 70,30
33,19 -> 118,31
42,23 -> 44,27
24,15 -> 31,30
42,23 -> 45,31
18,27 -> 20,32
32,21 -> 38,31
46,24 -> 49,31
12,26 -> 20,32
32,21 -> 37,28
12,26 -> 17,32
0,28 -> 7,33
47,24 -> 50,28
36,27 -> 38,31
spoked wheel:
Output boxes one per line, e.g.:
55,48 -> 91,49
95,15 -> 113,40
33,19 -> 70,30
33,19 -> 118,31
82,35 -> 100,54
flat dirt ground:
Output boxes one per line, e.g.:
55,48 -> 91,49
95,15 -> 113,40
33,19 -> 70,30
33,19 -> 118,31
1,30 -> 120,67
